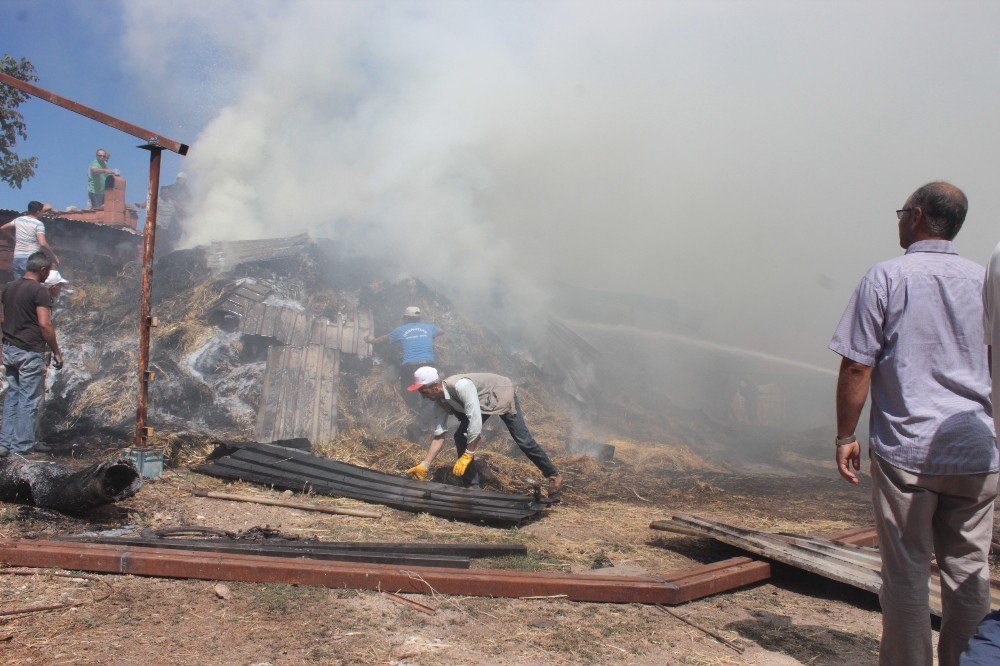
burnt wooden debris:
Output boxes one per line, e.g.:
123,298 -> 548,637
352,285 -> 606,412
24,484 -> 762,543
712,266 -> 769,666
203,277 -> 373,446
0,457 -> 142,514
255,345 -> 341,446
207,233 -> 311,272
651,515 -> 1000,617
196,441 -> 552,525
192,489 -> 382,518
205,278 -> 273,329
205,279 -> 374,356
0,539 -> 770,605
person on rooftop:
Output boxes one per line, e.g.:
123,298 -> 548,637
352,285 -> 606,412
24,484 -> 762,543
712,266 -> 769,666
87,148 -> 117,209
0,201 -> 59,280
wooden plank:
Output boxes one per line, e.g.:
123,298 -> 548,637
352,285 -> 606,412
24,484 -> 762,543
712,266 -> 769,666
664,515 -> 1000,618
191,490 -> 380,518
670,515 -> 882,593
253,346 -> 340,445
253,346 -> 283,443
829,527 -> 879,548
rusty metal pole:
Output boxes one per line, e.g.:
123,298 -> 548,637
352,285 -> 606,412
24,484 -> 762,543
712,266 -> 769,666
135,146 -> 163,447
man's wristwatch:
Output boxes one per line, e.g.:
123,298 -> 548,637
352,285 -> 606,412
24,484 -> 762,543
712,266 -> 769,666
835,434 -> 857,447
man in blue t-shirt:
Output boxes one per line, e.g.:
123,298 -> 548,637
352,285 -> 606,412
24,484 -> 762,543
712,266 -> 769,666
366,306 -> 444,426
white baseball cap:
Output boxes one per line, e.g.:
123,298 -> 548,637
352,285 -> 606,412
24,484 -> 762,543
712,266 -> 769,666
403,306 -> 421,317
406,366 -> 440,391
44,270 -> 69,286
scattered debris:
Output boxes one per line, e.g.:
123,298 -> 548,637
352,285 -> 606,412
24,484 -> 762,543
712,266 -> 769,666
654,604 -> 744,654
195,441 -> 552,525
0,568 -> 115,617
653,514 -> 1000,617
0,457 -> 141,514
193,489 -> 382,519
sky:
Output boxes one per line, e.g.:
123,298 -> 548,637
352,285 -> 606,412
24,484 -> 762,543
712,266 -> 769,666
4,0 -> 1000,373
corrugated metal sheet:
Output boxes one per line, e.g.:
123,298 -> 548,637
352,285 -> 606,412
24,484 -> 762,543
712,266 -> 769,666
254,345 -> 340,446
207,233 -> 310,272
197,441 -> 554,525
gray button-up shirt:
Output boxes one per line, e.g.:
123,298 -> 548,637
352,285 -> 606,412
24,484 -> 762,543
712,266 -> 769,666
830,239 -> 996,475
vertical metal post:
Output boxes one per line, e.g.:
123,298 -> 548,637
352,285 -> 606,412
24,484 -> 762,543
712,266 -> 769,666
135,146 -> 163,447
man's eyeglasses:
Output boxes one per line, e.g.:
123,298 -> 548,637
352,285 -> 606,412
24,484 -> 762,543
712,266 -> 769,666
896,208 -> 913,220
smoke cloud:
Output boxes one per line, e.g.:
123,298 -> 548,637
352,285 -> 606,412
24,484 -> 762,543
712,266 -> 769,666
119,0 -> 1000,371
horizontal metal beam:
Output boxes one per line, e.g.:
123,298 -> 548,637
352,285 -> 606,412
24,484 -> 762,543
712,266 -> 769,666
59,537 -> 471,568
0,540 -> 769,605
0,72 -> 189,155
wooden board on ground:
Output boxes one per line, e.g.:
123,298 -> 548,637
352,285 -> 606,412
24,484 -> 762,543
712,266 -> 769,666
651,515 -> 1000,617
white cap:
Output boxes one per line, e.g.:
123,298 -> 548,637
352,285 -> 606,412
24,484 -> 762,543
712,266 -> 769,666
176,172 -> 188,181
404,306 -> 421,317
406,366 -> 439,391
44,270 -> 69,286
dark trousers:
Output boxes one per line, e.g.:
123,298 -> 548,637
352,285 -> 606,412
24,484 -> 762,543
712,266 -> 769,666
453,393 -> 559,487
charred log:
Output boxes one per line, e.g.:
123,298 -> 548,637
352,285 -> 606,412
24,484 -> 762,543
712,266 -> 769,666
0,458 -> 142,514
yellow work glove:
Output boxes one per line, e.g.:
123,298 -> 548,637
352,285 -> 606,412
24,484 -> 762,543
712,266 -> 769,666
452,452 -> 474,477
405,463 -> 429,481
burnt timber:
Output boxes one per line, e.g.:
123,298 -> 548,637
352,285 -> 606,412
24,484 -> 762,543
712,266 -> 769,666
0,539 -> 770,605
205,279 -> 374,357
196,441 -> 552,525
207,233 -> 311,272
255,345 -> 341,445
0,457 -> 142,514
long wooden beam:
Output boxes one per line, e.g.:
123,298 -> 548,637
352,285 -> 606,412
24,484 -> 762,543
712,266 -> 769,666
0,540 -> 769,605
0,72 -> 189,155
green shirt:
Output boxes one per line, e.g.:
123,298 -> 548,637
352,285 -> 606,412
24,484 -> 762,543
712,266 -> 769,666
88,159 -> 109,194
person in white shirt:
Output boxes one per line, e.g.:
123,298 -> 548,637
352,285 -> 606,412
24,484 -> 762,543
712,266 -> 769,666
985,242 -> 1000,436
0,201 -> 59,279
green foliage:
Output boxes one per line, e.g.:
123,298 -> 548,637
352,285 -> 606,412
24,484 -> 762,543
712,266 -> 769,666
0,55 -> 38,189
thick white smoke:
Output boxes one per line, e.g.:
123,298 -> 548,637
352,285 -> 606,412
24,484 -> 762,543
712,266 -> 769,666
119,0 -> 1000,368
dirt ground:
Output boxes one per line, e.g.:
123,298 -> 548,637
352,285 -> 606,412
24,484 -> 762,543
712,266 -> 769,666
0,448 -> 989,665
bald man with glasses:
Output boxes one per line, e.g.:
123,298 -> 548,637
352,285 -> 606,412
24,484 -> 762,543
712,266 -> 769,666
830,182 -> 996,665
